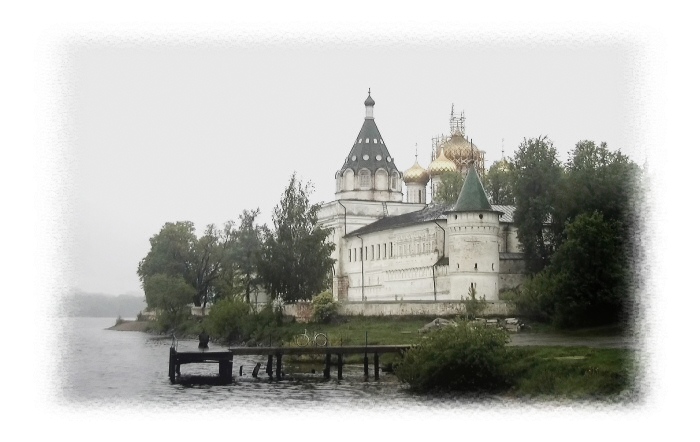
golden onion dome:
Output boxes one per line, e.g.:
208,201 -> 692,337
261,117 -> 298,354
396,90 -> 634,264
443,133 -> 480,168
428,148 -> 457,176
403,159 -> 429,185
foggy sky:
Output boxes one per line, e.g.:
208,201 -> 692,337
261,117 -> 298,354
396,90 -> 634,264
58,35 -> 648,296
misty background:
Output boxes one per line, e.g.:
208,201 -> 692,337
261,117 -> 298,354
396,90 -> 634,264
59,36 -> 645,304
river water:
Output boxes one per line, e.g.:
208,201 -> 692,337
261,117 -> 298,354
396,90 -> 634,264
57,317 -> 509,411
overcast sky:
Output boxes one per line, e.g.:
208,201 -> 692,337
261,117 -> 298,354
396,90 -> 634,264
46,30 -> 653,297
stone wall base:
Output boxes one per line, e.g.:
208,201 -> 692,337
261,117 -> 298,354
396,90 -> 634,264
283,300 -> 515,321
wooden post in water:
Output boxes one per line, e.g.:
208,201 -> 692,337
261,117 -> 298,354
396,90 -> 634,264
324,353 -> 331,379
363,331 -> 369,377
169,347 -> 176,383
374,353 -> 380,380
252,362 -> 261,379
266,354 -> 273,379
337,354 -> 343,380
220,360 -> 233,383
275,352 -> 282,380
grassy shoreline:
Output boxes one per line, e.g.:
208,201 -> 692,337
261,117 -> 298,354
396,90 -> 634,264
109,315 -> 636,400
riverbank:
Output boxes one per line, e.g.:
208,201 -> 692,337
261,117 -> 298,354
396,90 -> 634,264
107,320 -> 151,332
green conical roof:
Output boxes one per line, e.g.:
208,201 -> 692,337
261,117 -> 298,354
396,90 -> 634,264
451,162 -> 493,212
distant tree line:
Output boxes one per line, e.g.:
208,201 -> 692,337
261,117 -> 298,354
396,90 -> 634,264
435,137 -> 642,328
63,292 -> 146,318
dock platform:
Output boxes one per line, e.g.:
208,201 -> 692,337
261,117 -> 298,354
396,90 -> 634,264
168,344 -> 411,384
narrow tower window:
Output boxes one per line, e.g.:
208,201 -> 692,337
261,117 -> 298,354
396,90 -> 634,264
359,169 -> 371,188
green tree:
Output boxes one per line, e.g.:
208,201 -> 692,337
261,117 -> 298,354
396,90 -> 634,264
512,136 -> 564,274
433,171 -> 465,205
143,273 -> 196,331
233,209 -> 266,303
484,158 -> 515,205
258,173 -> 336,303
138,221 -> 234,310
193,224 -> 231,309
561,140 -> 639,233
137,221 -> 197,286
519,212 -> 629,328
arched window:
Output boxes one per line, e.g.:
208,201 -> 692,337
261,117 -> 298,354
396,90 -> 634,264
375,168 -> 388,190
391,172 -> 399,190
343,169 -> 354,191
359,169 -> 371,189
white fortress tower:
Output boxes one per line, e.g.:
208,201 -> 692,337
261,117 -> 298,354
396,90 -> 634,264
446,161 -> 502,300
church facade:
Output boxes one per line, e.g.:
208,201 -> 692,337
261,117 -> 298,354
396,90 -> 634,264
317,92 -> 526,304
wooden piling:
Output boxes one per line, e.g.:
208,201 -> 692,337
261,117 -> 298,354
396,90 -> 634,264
275,353 -> 282,380
252,362 -> 261,379
324,353 -> 331,379
220,360 -> 233,383
374,353 -> 379,380
363,354 -> 369,377
337,354 -> 343,380
169,347 -> 176,383
266,354 -> 273,378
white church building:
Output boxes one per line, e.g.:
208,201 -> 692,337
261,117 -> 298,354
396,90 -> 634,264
317,91 -> 526,308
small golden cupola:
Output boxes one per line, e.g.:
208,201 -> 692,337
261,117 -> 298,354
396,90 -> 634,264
438,105 -> 485,177
403,149 -> 430,204
427,147 -> 457,202
403,159 -> 430,185
427,147 -> 457,176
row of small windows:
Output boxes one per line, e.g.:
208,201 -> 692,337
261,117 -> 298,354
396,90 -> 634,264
347,241 -> 436,262
347,154 -> 393,162
358,138 -> 384,144
336,169 -> 400,192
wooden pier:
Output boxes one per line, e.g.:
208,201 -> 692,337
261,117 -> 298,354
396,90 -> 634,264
168,345 -> 410,384
168,347 -> 234,383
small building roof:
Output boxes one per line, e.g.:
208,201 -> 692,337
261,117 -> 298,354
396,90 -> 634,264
346,202 -> 517,237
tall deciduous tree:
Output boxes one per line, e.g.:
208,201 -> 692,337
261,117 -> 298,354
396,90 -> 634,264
433,171 -> 465,206
561,140 -> 639,229
484,159 -> 515,205
216,209 -> 266,303
521,211 -> 629,328
193,224 -> 230,309
138,221 -> 233,309
143,273 -> 196,329
258,173 -> 335,303
512,136 -> 563,274
137,221 -> 198,306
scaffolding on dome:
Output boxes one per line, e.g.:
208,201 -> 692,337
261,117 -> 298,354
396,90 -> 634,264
430,105 -> 486,179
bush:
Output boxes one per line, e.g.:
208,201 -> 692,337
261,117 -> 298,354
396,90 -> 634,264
205,297 -> 252,344
311,291 -> 338,324
205,297 -> 291,345
153,308 -> 192,334
462,285 -> 487,320
395,322 -> 510,392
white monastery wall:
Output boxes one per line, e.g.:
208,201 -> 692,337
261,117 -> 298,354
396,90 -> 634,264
283,300 -> 515,319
